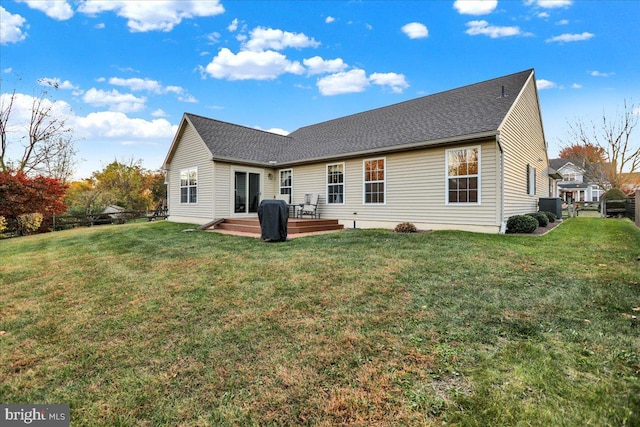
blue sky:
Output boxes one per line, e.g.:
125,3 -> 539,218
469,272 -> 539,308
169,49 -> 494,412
1,0 -> 638,179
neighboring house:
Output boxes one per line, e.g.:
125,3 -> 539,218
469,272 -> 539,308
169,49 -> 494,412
162,69 -> 557,233
102,204 -> 126,218
549,159 -> 604,203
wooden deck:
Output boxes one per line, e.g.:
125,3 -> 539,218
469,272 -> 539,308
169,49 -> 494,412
210,217 -> 344,236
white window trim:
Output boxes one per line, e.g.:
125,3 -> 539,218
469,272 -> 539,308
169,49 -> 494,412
278,168 -> 293,203
179,166 -> 198,205
445,146 -> 481,205
230,166 -> 264,216
326,162 -> 346,205
363,157 -> 386,205
528,164 -> 537,196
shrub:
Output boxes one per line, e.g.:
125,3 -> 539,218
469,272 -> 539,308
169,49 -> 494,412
602,188 -> 627,212
527,212 -> 549,227
506,215 -> 538,234
0,216 -> 6,237
16,213 -> 43,236
394,222 -> 417,233
602,188 -> 627,201
542,211 -> 557,223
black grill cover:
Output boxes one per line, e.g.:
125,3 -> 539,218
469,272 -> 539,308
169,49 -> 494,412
258,200 -> 288,242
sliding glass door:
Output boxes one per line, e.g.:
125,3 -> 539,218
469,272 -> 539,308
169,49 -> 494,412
234,171 -> 261,214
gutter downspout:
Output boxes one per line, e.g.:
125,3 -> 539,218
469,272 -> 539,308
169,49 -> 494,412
496,133 -> 506,233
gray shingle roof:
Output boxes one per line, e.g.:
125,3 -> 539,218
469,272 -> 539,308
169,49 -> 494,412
185,69 -> 534,166
549,158 -> 571,170
186,114 -> 292,164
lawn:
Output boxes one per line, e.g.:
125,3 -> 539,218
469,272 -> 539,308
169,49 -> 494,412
1,218 -> 639,426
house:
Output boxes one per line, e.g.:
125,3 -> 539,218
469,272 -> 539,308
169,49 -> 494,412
162,69 -> 557,234
549,159 -> 604,203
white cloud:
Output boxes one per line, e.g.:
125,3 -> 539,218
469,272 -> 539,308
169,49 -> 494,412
303,56 -> 348,75
82,88 -> 147,113
317,69 -> 370,96
537,12 -> 550,18
589,70 -> 614,77
16,0 -> 73,20
571,83 -> 582,89
369,72 -> 409,94
205,32 -> 220,44
401,22 -> 429,39
546,32 -> 594,43
325,16 -> 335,24
536,0 -> 573,8
107,78 -> 193,101
109,77 -> 163,93
466,20 -> 523,38
178,94 -> 198,103
151,109 -> 168,117
453,0 -> 498,15
556,19 -> 569,25
243,27 -> 321,52
74,111 -> 177,142
77,0 -> 224,32
202,48 -> 305,81
254,126 -> 290,136
37,77 -> 79,90
536,79 -> 557,90
228,18 -> 239,32
0,92 -> 73,136
0,6 -> 28,45
94,22 -> 105,29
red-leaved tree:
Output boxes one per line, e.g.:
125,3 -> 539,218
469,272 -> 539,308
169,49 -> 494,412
0,170 -> 68,221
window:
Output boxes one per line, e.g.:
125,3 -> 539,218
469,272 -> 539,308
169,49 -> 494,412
363,158 -> 385,204
527,164 -> 536,196
279,169 -> 292,203
327,163 -> 345,204
180,167 -> 197,204
446,147 -> 480,204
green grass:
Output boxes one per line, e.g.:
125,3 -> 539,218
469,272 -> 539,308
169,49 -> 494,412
1,218 -> 639,426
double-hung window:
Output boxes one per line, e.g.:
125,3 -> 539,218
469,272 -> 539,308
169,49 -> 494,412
180,167 -> 197,204
446,147 -> 480,204
327,163 -> 345,204
279,169 -> 292,203
363,158 -> 385,204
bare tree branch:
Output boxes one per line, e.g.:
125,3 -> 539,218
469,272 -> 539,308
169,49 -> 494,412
0,89 -> 75,179
0,89 -> 16,171
562,99 -> 639,191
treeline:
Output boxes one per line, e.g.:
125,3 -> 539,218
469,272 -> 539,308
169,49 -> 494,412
0,160 -> 166,237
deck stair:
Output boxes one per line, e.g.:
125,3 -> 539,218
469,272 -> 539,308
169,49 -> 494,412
213,218 -> 343,235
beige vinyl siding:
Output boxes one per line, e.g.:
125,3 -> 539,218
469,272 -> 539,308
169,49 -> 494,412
289,140 -> 499,228
214,162 -> 278,217
166,123 -> 215,223
213,162 -> 231,218
499,75 -> 549,220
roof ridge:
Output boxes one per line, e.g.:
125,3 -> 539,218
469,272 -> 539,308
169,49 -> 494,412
291,69 -> 534,133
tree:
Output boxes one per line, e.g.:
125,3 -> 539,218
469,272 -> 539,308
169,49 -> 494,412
146,170 -> 167,208
64,179 -> 113,217
0,170 -> 68,220
92,159 -> 155,211
558,143 -> 606,164
562,100 -> 639,190
0,88 -> 76,181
